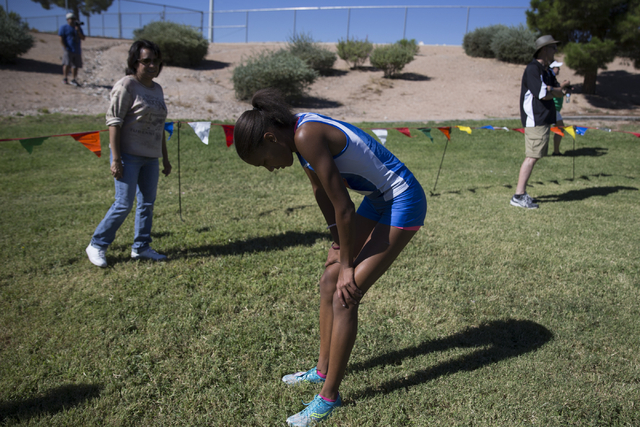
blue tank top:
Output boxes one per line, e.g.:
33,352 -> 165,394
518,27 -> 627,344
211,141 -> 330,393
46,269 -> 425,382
295,113 -> 415,202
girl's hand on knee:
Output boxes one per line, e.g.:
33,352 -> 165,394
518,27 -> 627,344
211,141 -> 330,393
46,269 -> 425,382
325,246 -> 340,268
337,266 -> 362,308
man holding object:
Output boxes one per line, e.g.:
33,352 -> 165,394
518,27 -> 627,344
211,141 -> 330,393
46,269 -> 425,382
511,35 -> 570,209
59,12 -> 85,87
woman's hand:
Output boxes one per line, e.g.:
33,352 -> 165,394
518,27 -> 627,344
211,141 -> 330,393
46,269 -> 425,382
110,159 -> 123,179
162,159 -> 172,177
336,266 -> 363,308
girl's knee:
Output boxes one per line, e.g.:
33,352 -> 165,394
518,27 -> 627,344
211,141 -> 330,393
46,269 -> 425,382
319,272 -> 336,300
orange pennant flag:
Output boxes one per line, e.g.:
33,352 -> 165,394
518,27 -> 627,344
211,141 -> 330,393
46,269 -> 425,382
394,127 -> 411,137
71,132 -> 101,157
437,127 -> 451,140
221,125 -> 235,147
550,126 -> 564,137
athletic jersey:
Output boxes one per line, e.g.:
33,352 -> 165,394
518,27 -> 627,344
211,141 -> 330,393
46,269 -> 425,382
520,59 -> 557,127
294,112 -> 415,202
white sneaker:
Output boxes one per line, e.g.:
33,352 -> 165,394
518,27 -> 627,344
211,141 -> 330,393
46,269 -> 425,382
131,247 -> 167,261
86,244 -> 107,268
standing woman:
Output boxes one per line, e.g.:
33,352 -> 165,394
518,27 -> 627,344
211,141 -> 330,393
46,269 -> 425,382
86,39 -> 171,268
234,88 -> 427,426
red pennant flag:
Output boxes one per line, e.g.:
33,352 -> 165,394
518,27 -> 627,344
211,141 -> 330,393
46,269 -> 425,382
394,127 -> 411,138
221,125 -> 235,147
437,127 -> 451,140
550,126 -> 564,137
626,132 -> 640,138
71,132 -> 101,157
512,128 -> 525,134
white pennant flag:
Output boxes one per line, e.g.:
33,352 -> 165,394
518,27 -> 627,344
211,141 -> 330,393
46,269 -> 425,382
372,129 -> 388,145
188,122 -> 211,145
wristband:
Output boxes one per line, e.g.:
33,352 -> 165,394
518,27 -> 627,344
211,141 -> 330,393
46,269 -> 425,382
327,223 -> 337,229
331,243 -> 340,250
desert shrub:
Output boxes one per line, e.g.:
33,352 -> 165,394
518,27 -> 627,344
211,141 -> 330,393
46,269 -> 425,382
491,25 -> 537,64
287,32 -> 336,75
396,38 -> 420,56
232,49 -> 318,101
370,43 -> 416,78
336,37 -> 373,69
462,24 -> 507,58
0,6 -> 34,64
133,21 -> 208,67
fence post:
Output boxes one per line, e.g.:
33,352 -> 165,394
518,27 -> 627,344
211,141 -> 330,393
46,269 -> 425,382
87,14 -> 90,36
200,11 -> 203,37
402,7 -> 408,39
162,6 -> 166,21
465,7 -> 470,34
102,14 -> 105,37
118,0 -> 122,39
245,11 -> 249,43
346,8 -> 351,40
293,9 -> 297,37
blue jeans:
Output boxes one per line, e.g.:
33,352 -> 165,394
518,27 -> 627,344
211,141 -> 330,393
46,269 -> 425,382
91,152 -> 159,251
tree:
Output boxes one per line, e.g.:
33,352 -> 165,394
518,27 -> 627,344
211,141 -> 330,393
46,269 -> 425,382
30,0 -> 113,21
527,0 -> 640,94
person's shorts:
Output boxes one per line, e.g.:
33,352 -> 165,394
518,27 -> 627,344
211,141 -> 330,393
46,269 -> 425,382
62,51 -> 83,68
525,125 -> 550,159
556,111 -> 563,122
356,179 -> 427,229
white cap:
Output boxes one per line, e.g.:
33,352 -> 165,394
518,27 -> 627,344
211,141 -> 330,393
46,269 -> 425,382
66,12 -> 76,19
550,61 -> 563,68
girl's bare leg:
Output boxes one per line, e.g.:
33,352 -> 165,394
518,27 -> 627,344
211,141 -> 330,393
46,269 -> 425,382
320,223 -> 419,400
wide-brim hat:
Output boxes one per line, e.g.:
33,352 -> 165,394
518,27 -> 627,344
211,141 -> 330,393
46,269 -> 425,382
550,61 -> 563,68
66,12 -> 76,19
534,35 -> 560,56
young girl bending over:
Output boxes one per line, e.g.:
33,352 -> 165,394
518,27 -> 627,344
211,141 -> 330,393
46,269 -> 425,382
233,88 -> 427,427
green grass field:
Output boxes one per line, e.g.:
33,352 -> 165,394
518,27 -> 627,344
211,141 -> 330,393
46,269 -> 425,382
1,114 -> 639,426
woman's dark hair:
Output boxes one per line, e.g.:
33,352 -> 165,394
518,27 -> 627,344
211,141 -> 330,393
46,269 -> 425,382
126,39 -> 163,76
234,88 -> 297,161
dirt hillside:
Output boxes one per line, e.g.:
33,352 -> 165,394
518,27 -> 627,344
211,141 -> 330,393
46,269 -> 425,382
1,32 -> 639,126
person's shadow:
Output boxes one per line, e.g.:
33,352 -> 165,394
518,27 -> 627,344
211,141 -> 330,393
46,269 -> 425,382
536,186 -> 638,203
0,384 -> 102,422
349,319 -> 552,399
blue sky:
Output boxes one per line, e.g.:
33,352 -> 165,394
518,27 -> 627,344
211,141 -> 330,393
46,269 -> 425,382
9,0 -> 532,45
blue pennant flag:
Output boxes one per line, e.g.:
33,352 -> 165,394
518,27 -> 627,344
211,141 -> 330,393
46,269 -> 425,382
575,126 -> 588,136
480,125 -> 494,130
164,122 -> 174,140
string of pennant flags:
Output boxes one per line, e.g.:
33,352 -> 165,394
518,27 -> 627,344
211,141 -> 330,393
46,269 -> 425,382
1,121 -> 638,157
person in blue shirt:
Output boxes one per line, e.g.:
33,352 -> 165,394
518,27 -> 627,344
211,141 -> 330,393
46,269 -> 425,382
233,88 -> 427,426
58,12 -> 85,86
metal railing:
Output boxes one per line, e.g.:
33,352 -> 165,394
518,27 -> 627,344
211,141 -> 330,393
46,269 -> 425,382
24,4 -> 528,44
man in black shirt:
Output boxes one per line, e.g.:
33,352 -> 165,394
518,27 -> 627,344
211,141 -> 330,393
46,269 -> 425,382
511,35 -> 570,209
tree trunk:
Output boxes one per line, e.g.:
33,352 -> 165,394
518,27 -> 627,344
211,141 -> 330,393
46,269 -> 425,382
582,69 -> 598,94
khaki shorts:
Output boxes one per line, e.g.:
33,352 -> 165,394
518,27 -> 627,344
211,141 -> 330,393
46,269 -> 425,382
525,125 -> 550,159
62,51 -> 83,68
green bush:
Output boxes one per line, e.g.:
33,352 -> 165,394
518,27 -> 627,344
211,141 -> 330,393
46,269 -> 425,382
287,32 -> 336,75
0,6 -> 34,64
490,25 -> 537,64
370,43 -> 416,78
462,24 -> 507,58
336,37 -> 373,69
232,49 -> 318,101
396,38 -> 420,56
133,21 -> 208,67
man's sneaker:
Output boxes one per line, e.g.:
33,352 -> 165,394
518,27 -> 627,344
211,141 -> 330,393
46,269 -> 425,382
510,193 -> 539,209
63,78 -> 69,85
70,80 -> 81,87
131,247 -> 167,261
86,244 -> 107,268
286,394 -> 341,427
282,367 -> 325,385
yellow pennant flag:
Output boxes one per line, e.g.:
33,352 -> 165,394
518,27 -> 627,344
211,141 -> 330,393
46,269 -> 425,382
564,126 -> 576,140
456,126 -> 472,134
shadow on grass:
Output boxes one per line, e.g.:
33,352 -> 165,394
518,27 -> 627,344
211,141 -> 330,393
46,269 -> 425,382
537,186 -> 638,203
430,172 -> 635,197
169,230 -> 328,259
349,319 -> 552,399
0,383 -> 102,422
563,147 -> 608,157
